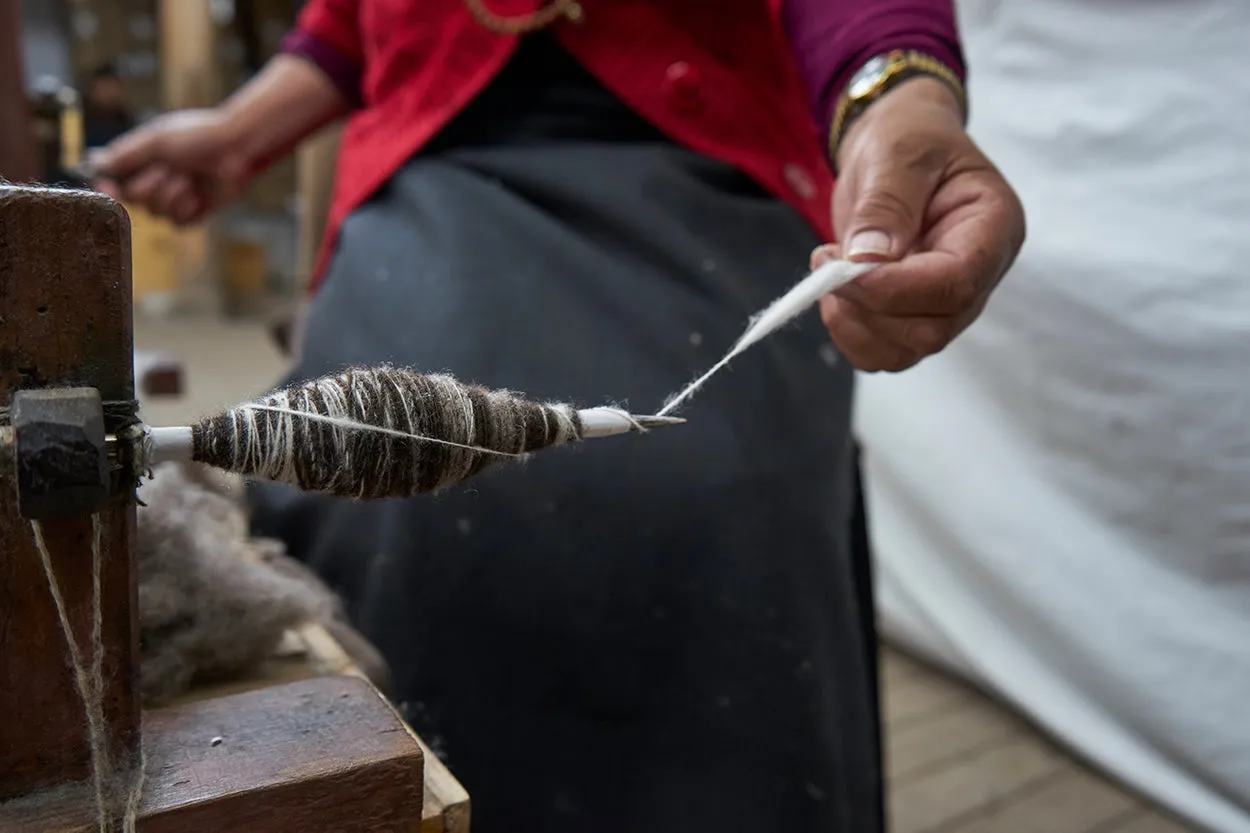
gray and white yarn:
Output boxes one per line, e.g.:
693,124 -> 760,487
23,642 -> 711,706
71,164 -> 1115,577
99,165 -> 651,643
190,367 -> 582,499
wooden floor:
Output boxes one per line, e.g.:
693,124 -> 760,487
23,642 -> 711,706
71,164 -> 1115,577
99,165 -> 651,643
135,312 -> 1203,833
882,645 -> 1197,833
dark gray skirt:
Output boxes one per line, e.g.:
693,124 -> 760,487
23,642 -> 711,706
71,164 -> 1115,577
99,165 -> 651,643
249,140 -> 882,833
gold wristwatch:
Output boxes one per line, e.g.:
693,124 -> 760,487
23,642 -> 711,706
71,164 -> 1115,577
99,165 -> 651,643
829,50 -> 967,167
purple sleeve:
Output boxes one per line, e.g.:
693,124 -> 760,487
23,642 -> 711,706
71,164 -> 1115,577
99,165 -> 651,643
783,0 -> 966,148
278,27 -> 364,107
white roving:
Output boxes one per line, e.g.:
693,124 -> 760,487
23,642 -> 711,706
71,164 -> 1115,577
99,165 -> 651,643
657,258 -> 875,416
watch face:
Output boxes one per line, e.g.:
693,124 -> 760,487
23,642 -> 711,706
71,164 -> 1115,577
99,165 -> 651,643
849,55 -> 890,99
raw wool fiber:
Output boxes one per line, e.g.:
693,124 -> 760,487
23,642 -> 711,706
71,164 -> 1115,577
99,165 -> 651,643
190,366 -> 583,500
136,462 -> 340,705
657,258 -> 875,416
172,461 -> 395,696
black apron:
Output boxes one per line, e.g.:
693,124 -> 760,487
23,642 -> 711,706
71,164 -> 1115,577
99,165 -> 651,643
249,33 -> 884,833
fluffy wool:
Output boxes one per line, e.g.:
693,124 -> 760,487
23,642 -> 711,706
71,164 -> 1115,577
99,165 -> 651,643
135,462 -> 389,704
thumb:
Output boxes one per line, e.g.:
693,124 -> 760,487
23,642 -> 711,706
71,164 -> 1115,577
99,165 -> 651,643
841,159 -> 942,263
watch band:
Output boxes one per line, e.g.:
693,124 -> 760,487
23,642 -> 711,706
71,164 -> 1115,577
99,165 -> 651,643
829,50 -> 967,168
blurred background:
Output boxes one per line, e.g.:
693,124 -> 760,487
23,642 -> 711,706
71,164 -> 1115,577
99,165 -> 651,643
4,0 -> 330,427
7,0 -> 312,325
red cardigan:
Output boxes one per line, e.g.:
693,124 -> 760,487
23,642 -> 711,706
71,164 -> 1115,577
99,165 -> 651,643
284,0 -> 964,290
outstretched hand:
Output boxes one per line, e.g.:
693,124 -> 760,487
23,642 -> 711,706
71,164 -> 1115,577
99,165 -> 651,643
817,77 -> 1026,372
91,109 -> 251,226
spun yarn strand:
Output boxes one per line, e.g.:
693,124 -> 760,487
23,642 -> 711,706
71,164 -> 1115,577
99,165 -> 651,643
657,258 -> 876,416
242,404 -> 523,458
32,516 -> 144,832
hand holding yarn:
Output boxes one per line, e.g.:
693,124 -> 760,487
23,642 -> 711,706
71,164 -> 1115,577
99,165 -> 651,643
822,76 -> 1026,372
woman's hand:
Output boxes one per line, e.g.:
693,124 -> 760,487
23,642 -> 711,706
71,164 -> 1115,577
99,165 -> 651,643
92,108 -> 251,226
817,77 -> 1025,372
92,54 -> 352,226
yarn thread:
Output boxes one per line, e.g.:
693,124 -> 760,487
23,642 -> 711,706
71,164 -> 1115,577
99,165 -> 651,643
657,258 -> 876,416
31,516 -> 145,832
190,367 -> 583,499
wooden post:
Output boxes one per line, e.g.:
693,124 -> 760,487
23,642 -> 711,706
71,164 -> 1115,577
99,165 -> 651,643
0,0 -> 38,181
295,123 -> 342,289
0,185 -> 141,801
0,184 -> 429,831
157,0 -> 223,314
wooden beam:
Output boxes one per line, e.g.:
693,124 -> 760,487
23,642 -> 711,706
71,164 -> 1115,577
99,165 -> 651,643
0,185 -> 141,799
0,677 -> 426,832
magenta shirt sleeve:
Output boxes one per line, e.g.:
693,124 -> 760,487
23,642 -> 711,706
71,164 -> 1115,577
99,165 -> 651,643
783,0 -> 966,147
279,28 -> 364,107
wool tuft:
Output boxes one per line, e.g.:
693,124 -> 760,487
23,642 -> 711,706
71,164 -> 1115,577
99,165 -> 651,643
135,462 -> 391,704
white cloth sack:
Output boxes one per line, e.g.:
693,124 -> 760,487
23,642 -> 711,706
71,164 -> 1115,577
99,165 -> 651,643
855,2 -> 1250,831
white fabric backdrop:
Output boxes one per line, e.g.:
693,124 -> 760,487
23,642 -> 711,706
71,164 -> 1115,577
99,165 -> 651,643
855,3 -> 1250,831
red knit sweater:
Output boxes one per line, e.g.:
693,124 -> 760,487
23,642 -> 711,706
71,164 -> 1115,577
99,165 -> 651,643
284,0 -> 964,289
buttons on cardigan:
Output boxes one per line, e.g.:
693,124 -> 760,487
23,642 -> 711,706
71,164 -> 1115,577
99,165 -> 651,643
663,61 -> 701,109
783,163 -> 818,202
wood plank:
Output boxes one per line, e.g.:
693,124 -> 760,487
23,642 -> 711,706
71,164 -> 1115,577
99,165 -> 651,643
887,696 -> 1024,782
881,646 -> 1196,833
882,645 -> 925,684
943,766 -> 1140,833
0,186 -> 141,799
884,661 -> 968,728
0,676 -> 425,832
166,534 -> 467,830
141,677 -> 423,832
297,623 -> 471,833
1102,809 -> 1200,833
889,735 -> 1064,833
171,621 -> 470,833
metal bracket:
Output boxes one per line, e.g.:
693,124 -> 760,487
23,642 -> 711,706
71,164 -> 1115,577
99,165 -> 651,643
9,387 -> 110,519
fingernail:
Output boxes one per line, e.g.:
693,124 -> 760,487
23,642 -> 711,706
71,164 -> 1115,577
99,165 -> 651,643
810,244 -> 838,268
847,229 -> 893,258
